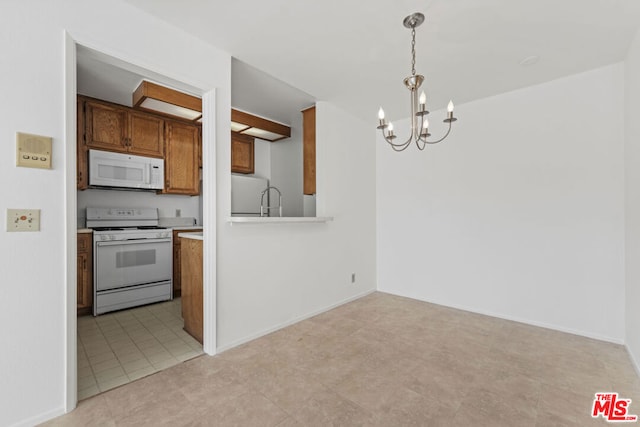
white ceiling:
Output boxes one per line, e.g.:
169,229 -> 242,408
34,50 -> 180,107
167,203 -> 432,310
77,45 -> 313,126
120,0 -> 640,124
78,1 -> 640,125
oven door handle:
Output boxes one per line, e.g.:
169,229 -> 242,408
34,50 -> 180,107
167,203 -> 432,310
96,238 -> 172,247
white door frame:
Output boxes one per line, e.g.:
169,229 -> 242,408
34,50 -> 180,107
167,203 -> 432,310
63,31 -> 217,413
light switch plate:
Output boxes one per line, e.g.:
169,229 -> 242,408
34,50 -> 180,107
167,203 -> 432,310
16,132 -> 52,169
7,209 -> 40,232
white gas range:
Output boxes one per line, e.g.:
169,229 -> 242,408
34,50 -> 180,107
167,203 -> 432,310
86,207 -> 173,316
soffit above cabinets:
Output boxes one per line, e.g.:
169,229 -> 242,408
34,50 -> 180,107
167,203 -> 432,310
133,80 -> 202,122
231,109 -> 291,142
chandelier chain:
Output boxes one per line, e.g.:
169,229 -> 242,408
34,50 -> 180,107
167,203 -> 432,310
411,27 -> 416,76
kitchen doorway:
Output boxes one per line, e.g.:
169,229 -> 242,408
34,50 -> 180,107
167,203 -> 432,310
65,33 -> 217,411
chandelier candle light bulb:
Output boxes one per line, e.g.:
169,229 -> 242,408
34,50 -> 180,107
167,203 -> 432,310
376,12 -> 458,151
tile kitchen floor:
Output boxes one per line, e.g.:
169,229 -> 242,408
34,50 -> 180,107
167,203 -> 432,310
77,298 -> 203,400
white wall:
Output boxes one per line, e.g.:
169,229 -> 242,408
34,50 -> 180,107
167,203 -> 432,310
625,29 -> 640,371
216,101 -> 376,349
253,138 -> 272,181
0,1 -> 230,426
377,64 -> 625,342
77,189 -> 201,226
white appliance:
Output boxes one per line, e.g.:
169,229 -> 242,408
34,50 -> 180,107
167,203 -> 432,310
87,207 -> 172,315
89,149 -> 164,190
231,174 -> 268,216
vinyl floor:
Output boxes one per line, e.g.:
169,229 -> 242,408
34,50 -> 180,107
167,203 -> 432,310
45,292 -> 639,426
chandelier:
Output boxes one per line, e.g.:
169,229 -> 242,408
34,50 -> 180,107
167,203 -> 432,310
377,13 -> 458,152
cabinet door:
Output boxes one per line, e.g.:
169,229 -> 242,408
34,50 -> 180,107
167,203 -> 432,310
231,132 -> 254,174
77,234 -> 93,315
129,112 -> 164,157
302,106 -> 316,195
85,101 -> 128,152
164,121 -> 200,195
173,231 -> 182,297
77,98 -> 88,190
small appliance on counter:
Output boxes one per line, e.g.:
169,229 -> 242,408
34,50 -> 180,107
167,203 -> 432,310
86,207 -> 172,316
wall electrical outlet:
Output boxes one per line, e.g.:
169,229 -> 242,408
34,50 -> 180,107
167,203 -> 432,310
351,273 -> 356,283
7,209 -> 40,232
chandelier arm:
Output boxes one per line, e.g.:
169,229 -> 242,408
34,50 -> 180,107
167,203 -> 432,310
382,130 -> 413,149
419,121 -> 452,145
392,143 -> 410,152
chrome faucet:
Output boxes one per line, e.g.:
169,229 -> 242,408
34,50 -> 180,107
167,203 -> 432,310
260,186 -> 283,217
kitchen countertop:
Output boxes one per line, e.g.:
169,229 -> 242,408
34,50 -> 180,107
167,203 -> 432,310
178,232 -> 203,241
170,226 -> 203,231
227,217 -> 333,224
77,228 -> 93,234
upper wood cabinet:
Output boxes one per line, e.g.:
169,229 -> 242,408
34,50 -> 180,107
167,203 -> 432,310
82,97 -> 164,158
128,112 -> 165,157
302,106 -> 316,195
77,96 -> 202,194
77,98 -> 89,189
231,131 -> 255,174
164,120 -> 200,195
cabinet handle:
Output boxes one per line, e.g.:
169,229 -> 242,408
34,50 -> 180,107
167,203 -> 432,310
83,259 -> 86,270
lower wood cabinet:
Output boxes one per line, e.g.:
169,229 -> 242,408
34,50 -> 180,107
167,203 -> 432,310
77,233 -> 93,316
181,238 -> 203,343
172,228 -> 202,297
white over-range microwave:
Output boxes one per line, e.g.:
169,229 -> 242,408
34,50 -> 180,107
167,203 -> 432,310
89,149 -> 164,191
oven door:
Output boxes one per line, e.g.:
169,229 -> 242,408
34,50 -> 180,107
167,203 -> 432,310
95,238 -> 172,291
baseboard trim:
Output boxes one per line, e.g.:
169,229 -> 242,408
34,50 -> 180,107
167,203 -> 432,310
378,290 -> 625,345
216,288 -> 376,353
10,406 -> 65,427
625,344 -> 640,378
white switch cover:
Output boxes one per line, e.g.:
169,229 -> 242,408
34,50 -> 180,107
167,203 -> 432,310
7,209 -> 40,232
